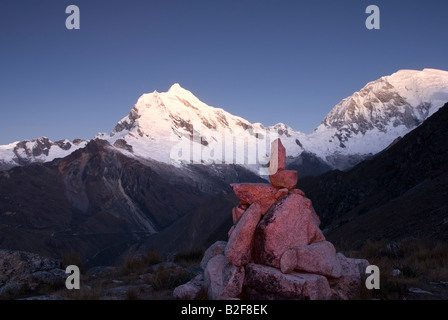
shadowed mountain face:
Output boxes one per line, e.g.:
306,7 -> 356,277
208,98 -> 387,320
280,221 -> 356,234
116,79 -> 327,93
286,152 -> 333,179
0,139 -> 264,266
297,102 -> 448,248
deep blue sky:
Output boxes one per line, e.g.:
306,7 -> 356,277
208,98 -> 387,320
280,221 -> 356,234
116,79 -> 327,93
1,0 -> 447,144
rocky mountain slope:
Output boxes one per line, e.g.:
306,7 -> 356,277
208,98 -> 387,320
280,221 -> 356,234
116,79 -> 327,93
297,102 -> 448,248
0,139 -> 264,266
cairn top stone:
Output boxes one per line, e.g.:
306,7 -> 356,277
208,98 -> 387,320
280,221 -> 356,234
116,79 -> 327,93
268,138 -> 286,174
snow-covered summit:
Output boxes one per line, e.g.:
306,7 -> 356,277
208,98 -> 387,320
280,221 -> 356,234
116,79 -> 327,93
305,68 -> 448,168
106,83 -> 267,165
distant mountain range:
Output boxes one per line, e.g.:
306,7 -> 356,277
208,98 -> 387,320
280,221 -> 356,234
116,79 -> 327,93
2,68 -> 448,176
0,68 -> 447,265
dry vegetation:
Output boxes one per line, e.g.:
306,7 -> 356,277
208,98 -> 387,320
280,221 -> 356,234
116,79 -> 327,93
339,238 -> 448,300
54,249 -> 203,300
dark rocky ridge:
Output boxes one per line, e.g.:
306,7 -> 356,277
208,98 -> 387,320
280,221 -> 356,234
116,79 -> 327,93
0,139 -> 264,267
286,151 -> 333,179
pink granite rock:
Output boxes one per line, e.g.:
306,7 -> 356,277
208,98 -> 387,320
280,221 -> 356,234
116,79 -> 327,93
204,254 -> 245,300
230,183 -> 278,215
244,263 -> 332,300
228,225 -> 235,238
269,170 -> 298,189
279,248 -> 297,274
254,194 -> 325,268
330,253 -> 370,300
267,139 -> 286,175
274,188 -> 289,199
232,206 -> 245,224
309,204 -> 321,227
173,274 -> 204,300
200,241 -> 227,270
230,183 -> 277,203
225,203 -> 262,267
280,241 -> 342,278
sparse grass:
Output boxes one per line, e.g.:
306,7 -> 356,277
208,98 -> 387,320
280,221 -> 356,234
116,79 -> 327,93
58,284 -> 102,300
342,238 -> 448,300
125,287 -> 142,300
149,267 -> 194,291
120,250 -> 163,275
174,249 -> 204,268
0,286 -> 29,300
61,250 -> 86,274
145,250 -> 164,266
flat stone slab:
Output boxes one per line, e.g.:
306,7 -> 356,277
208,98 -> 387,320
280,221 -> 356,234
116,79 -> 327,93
269,170 -> 298,189
244,263 -> 332,300
280,241 -> 342,278
230,183 -> 278,215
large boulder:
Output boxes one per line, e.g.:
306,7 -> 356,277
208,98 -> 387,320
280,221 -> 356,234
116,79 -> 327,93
173,274 -> 204,300
254,194 -> 325,268
225,203 -> 262,267
330,253 -> 370,300
204,254 -> 245,300
200,241 -> 227,270
280,241 -> 342,278
244,263 -> 332,300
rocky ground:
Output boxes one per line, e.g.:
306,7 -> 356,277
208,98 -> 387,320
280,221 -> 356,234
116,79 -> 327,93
0,248 -> 202,300
1,241 -> 447,301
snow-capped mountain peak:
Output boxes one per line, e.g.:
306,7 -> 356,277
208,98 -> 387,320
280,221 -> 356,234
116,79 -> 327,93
305,68 -> 448,168
168,82 -> 190,94
107,84 -> 266,166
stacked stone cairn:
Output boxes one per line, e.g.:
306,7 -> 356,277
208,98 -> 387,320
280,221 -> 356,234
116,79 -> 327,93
174,139 -> 369,300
